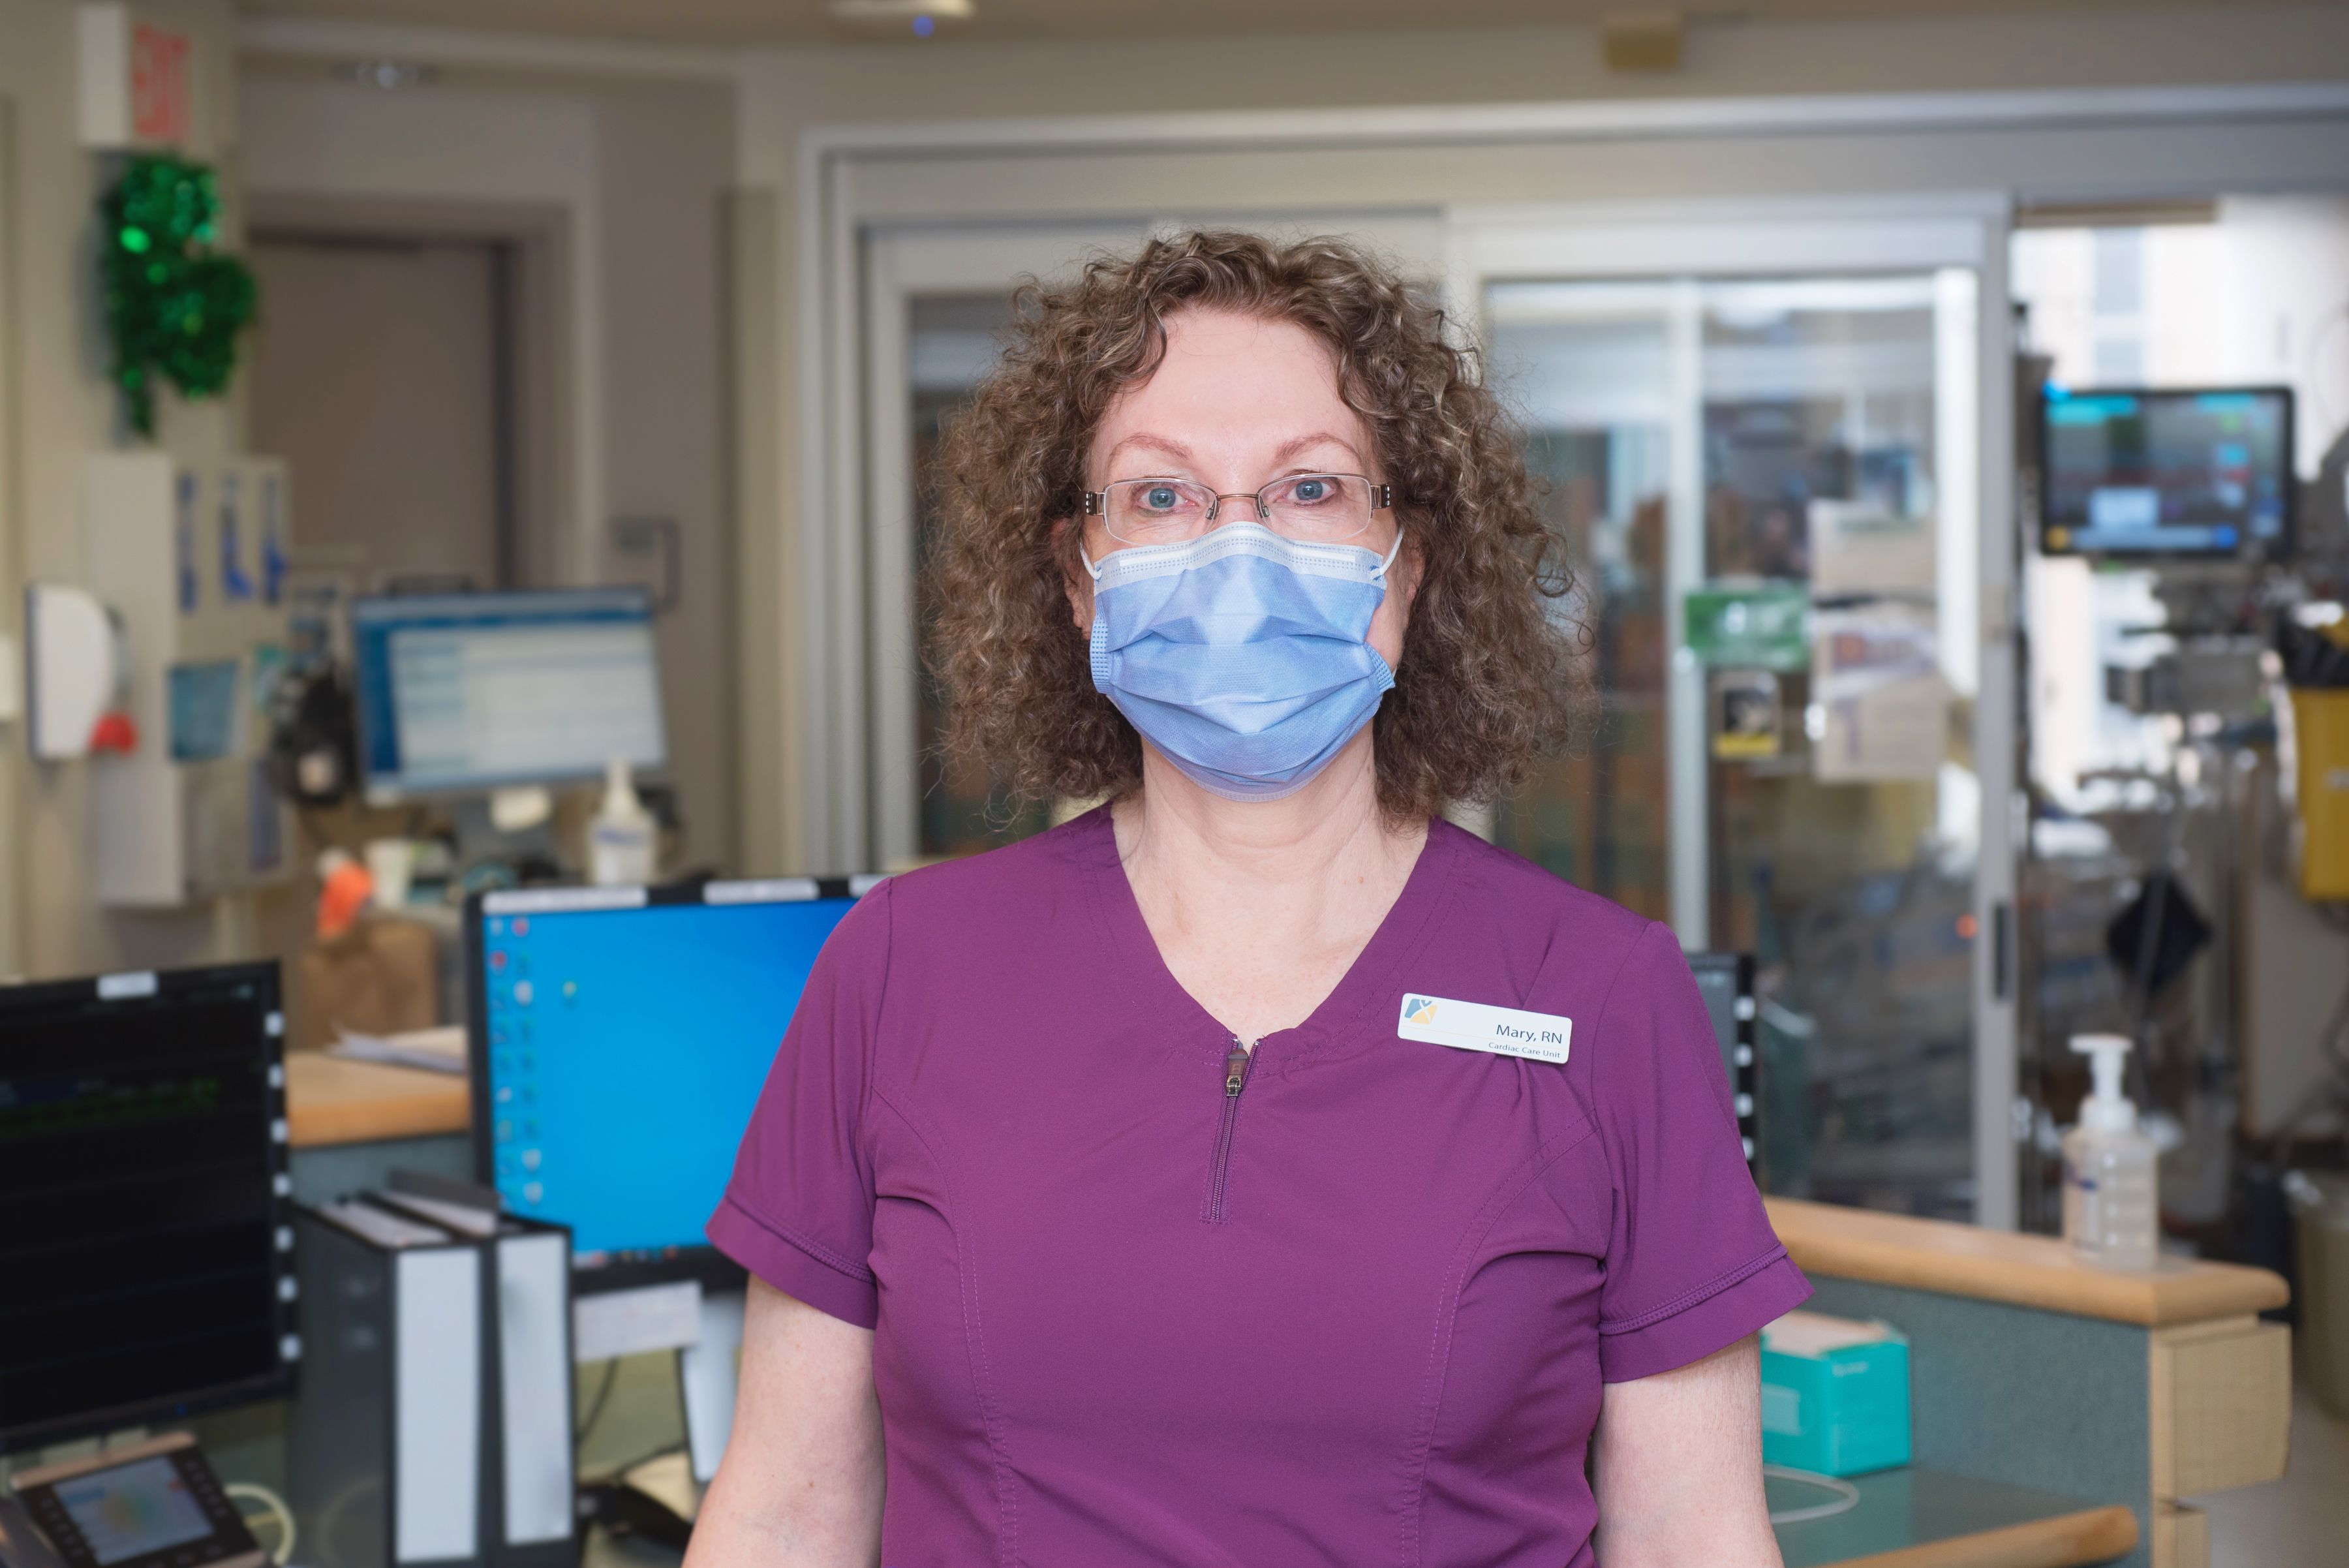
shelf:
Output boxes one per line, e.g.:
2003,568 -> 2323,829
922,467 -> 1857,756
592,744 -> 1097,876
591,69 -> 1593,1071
1773,1466 -> 2136,1568
1768,1196 -> 2289,1327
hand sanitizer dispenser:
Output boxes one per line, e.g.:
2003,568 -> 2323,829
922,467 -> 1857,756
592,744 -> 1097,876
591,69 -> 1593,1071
2063,1033 -> 2158,1269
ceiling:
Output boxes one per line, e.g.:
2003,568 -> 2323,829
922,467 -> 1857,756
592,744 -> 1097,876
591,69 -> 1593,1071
238,0 -> 2325,50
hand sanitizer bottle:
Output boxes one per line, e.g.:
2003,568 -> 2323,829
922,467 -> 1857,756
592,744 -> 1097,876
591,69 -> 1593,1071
590,757 -> 657,887
2062,1034 -> 2158,1270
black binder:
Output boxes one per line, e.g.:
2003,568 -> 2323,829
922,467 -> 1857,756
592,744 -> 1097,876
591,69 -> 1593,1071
288,1200 -> 484,1568
288,1188 -> 574,1568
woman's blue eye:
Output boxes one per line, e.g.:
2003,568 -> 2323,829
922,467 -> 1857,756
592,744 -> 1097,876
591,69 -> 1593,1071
1144,486 -> 1180,510
1293,479 -> 1329,503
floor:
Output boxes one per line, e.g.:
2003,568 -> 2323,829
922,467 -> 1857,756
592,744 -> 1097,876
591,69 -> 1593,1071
2202,1378 -> 2349,1566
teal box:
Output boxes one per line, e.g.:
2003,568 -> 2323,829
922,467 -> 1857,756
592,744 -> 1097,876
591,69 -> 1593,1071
1759,1312 -> 1912,1477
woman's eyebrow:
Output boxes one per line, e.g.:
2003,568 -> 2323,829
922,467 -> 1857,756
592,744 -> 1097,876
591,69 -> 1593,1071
1270,432 -> 1364,467
1105,433 -> 1195,468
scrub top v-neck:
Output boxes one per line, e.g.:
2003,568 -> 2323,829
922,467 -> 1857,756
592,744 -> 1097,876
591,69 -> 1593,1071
710,807 -> 1808,1568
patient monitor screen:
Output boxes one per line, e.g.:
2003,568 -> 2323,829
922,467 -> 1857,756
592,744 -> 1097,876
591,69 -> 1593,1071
474,891 -> 858,1262
2041,386 -> 2292,557
354,588 -> 666,802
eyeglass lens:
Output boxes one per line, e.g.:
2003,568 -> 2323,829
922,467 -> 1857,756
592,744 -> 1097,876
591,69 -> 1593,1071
1101,475 -> 1377,546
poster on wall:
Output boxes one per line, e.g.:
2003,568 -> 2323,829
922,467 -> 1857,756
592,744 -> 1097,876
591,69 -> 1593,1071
1812,607 -> 1947,783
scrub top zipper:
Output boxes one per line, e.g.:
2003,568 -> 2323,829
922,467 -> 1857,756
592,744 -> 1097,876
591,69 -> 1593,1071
1206,1036 -> 1253,1223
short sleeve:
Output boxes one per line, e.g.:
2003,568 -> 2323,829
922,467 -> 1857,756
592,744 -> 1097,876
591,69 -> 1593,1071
705,882 -> 893,1329
1593,921 -> 1811,1382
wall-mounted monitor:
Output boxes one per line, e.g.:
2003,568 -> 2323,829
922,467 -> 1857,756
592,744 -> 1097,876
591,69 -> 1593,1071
2040,386 -> 2294,560
353,587 -> 666,803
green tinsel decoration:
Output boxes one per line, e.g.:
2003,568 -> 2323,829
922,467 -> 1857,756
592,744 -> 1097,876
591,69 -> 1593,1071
100,154 -> 258,437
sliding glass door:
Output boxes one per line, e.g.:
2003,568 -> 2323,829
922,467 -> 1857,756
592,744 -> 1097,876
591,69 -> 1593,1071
1469,220 -> 2001,1220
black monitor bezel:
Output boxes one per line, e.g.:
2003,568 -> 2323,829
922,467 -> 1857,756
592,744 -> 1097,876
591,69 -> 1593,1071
2036,383 -> 2296,562
0,963 -> 294,1454
350,583 -> 668,803
463,876 -> 873,1298
1684,951 -> 1758,1175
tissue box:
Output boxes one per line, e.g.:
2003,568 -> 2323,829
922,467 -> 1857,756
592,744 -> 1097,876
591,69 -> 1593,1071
1759,1310 -> 1911,1477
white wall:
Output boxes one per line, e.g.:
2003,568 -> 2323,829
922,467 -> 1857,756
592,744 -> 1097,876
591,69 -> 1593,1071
0,0 -> 252,981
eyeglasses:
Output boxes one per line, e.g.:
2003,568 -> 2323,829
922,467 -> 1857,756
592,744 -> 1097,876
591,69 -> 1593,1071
1082,474 -> 1392,547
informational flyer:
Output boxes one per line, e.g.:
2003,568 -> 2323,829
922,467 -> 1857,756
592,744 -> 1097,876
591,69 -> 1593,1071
1813,607 -> 1947,782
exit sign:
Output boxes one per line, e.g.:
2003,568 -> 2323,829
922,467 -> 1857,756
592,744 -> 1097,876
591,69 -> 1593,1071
79,5 -> 205,152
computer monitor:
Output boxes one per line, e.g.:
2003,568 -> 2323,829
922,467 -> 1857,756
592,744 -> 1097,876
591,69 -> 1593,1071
2040,386 -> 2294,559
465,878 -> 878,1294
1685,951 -> 1758,1171
0,964 -> 296,1452
352,587 -> 666,804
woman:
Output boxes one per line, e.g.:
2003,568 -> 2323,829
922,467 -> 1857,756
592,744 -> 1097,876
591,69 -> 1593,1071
694,232 -> 1808,1567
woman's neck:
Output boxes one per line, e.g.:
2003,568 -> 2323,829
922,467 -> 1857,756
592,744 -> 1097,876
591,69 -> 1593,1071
1111,730 -> 1428,1044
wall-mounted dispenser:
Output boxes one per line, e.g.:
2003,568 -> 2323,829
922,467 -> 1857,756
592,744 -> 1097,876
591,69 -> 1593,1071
25,584 -> 132,760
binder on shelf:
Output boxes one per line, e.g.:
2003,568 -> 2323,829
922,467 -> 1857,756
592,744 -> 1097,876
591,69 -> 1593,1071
288,1201 -> 484,1568
375,1173 -> 577,1568
289,1181 -> 575,1568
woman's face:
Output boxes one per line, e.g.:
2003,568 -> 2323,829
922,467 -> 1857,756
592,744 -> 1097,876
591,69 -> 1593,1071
1072,307 -> 1417,671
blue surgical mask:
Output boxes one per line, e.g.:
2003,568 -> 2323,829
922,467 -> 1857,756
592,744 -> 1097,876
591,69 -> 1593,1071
1084,519 -> 1402,802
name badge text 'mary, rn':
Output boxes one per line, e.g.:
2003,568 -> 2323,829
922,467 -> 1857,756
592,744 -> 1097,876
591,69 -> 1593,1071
1397,994 -> 1571,1065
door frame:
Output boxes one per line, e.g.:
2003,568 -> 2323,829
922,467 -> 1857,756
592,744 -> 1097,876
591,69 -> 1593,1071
245,194 -> 576,594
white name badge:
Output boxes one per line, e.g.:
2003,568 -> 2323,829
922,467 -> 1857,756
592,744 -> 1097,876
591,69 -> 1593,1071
1398,993 -> 1571,1064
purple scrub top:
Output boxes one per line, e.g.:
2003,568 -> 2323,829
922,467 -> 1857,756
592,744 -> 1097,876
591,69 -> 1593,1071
711,808 -> 1809,1566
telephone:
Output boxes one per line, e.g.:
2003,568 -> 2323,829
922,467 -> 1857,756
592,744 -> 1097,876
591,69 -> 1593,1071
3,1437 -> 260,1568
0,1495 -> 69,1568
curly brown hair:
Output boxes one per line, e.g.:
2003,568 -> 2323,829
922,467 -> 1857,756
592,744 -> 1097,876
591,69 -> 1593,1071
925,230 -> 1586,821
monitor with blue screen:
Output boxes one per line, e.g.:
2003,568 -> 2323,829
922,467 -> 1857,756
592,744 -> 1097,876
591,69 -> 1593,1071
2040,386 -> 2294,559
465,878 -> 875,1293
354,587 -> 666,803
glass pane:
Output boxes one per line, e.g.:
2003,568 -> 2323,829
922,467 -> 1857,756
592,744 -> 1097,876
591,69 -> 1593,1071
1487,272 -> 1978,1220
1486,288 -> 1674,919
908,294 -> 1052,858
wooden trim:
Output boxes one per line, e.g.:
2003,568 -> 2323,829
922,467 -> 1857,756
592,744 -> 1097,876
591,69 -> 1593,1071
2149,1319 -> 2292,1500
8,1432 -> 195,1489
2151,1503 -> 2209,1568
1822,1505 -> 2138,1568
1768,1197 -> 2290,1326
285,1051 -> 470,1147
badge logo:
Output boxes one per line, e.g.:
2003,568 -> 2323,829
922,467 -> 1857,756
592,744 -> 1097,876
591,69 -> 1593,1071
1404,996 -> 1439,1025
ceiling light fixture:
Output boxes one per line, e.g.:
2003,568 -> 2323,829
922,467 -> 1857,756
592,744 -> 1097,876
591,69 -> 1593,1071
827,0 -> 975,23
336,59 -> 437,89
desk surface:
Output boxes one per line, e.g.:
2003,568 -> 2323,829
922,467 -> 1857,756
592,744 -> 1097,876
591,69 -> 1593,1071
1772,1468 -> 2137,1568
1768,1195 -> 2288,1326
284,1050 -> 470,1146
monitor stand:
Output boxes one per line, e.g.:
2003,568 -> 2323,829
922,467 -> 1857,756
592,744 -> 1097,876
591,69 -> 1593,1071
577,1289 -> 746,1550
680,1289 -> 746,1484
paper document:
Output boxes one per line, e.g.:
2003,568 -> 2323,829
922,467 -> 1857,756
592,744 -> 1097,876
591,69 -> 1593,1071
331,1024 -> 468,1075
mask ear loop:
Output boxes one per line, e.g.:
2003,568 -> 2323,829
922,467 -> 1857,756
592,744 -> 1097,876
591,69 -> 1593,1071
1077,536 -> 1105,583
1372,525 -> 1405,583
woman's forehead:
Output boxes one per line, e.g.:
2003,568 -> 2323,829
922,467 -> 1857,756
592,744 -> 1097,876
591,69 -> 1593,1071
1092,308 -> 1364,470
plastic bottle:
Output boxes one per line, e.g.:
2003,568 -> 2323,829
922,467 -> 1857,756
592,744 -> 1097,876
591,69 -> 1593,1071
589,757 -> 657,887
2062,1033 -> 2158,1269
